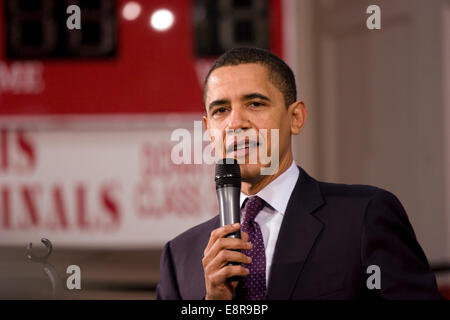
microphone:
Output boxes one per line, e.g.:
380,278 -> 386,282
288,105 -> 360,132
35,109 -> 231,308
215,159 -> 242,282
215,158 -> 242,239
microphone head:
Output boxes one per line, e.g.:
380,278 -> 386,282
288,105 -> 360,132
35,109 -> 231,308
215,158 -> 241,189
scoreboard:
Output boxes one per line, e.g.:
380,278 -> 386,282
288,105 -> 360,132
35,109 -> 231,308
4,0 -> 117,59
0,0 -> 283,116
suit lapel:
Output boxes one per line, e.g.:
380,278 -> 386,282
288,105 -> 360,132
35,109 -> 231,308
266,167 -> 325,299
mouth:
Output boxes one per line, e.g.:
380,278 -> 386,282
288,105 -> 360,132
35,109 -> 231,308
226,139 -> 259,157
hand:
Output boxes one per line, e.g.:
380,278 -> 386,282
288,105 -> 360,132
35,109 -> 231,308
202,223 -> 252,300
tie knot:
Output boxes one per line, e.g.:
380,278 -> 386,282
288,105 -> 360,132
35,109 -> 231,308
243,196 -> 265,222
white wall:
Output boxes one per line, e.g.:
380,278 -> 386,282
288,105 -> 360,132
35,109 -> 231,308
286,0 -> 449,264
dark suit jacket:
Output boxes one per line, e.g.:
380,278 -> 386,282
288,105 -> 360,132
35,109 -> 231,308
156,167 -> 442,299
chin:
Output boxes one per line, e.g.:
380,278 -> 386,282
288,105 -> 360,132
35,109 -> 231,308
239,164 -> 263,183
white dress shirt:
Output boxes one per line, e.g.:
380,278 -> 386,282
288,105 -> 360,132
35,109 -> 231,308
240,161 -> 300,286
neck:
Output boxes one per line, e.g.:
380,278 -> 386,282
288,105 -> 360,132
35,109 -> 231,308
241,152 -> 293,195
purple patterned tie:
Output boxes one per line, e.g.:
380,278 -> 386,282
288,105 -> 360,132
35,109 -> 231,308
236,196 -> 267,300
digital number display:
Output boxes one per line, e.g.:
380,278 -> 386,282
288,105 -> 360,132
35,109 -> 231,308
194,0 -> 269,57
4,0 -> 117,59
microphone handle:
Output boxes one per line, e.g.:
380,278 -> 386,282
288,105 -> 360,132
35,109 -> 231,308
217,186 -> 241,238
216,186 -> 243,282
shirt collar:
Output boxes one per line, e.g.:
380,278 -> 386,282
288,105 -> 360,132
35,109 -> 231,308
240,161 -> 300,215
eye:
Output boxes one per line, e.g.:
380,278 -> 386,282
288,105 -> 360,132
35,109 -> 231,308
212,107 -> 228,116
249,101 -> 265,107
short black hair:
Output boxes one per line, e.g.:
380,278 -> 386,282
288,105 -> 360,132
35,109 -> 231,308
203,47 -> 297,109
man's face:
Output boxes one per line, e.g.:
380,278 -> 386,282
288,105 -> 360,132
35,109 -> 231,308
203,63 -> 293,182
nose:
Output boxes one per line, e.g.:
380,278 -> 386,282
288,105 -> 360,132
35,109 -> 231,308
226,107 -> 250,134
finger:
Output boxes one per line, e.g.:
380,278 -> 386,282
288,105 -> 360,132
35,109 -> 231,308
209,265 -> 250,286
206,249 -> 252,272
206,237 -> 252,263
241,231 -> 249,243
203,237 -> 251,267
204,223 -> 241,256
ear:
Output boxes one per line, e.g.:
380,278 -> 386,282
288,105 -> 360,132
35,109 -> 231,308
288,101 -> 307,135
202,115 -> 214,144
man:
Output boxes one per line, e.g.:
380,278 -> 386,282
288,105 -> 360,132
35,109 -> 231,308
156,47 -> 442,300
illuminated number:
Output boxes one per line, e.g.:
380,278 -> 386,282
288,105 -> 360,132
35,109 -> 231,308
65,0 -> 115,56
217,0 -> 268,49
8,0 -> 57,57
193,0 -> 269,56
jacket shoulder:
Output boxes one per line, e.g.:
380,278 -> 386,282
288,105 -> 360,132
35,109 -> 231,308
318,181 -> 390,198
311,178 -> 406,224
316,180 -> 397,202
297,166 -> 396,203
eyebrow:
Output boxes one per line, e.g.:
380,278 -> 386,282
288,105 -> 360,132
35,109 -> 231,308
242,93 -> 271,102
208,92 -> 271,112
208,99 -> 229,112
